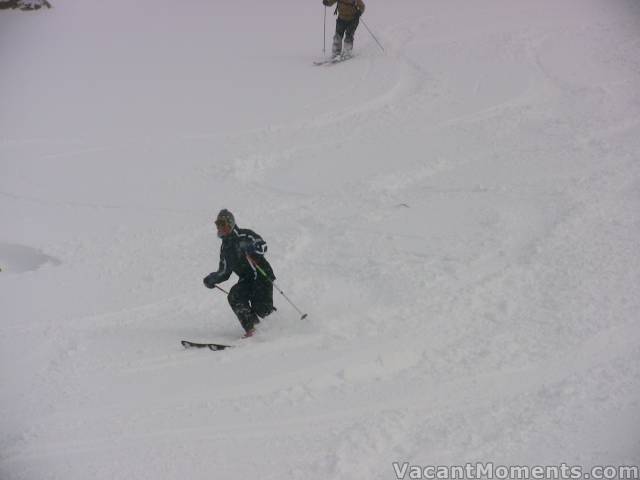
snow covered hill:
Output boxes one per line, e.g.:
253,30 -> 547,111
1,1 -> 639,479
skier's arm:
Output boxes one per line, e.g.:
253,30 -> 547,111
322,0 -> 337,6
203,248 -> 232,288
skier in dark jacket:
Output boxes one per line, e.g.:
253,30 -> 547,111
203,209 -> 276,337
323,0 -> 365,59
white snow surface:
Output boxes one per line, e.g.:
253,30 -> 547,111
1,1 -> 640,478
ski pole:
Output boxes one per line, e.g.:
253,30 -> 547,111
246,254 -> 308,320
215,284 -> 229,295
323,6 -> 327,55
361,18 -> 385,53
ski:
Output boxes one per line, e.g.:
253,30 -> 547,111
181,340 -> 234,351
313,58 -> 334,66
313,54 -> 355,66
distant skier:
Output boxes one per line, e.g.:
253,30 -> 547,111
323,0 -> 366,59
203,209 -> 276,338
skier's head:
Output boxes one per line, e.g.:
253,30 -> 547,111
215,209 -> 235,238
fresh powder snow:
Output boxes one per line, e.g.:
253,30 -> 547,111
1,1 -> 639,479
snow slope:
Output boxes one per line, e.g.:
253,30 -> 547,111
1,0 -> 639,478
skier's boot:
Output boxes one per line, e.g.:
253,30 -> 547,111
242,328 -> 256,339
332,34 -> 342,60
343,41 -> 353,59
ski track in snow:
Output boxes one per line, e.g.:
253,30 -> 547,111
1,1 -> 640,479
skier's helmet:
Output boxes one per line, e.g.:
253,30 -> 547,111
215,209 -> 235,229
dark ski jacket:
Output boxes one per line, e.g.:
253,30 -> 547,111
205,225 -> 275,285
323,0 -> 365,21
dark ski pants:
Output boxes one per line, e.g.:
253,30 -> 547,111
228,277 -> 274,332
333,17 -> 360,56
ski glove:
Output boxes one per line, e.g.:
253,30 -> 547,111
203,273 -> 217,289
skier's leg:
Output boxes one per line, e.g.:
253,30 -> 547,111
333,18 -> 348,57
228,279 -> 260,333
344,17 -> 360,56
251,278 -> 275,319
332,32 -> 342,57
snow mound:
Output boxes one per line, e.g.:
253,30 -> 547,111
0,242 -> 60,274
